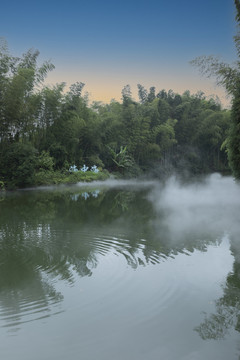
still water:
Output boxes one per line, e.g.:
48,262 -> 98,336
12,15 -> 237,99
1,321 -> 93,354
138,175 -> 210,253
0,174 -> 240,360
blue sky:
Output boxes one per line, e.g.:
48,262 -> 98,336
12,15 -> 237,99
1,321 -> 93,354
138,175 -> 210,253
0,0 -> 237,106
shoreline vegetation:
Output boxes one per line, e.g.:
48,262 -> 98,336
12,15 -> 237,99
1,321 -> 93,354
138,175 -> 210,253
1,32 -> 240,190
34,167 -> 110,187
1,3 -> 240,190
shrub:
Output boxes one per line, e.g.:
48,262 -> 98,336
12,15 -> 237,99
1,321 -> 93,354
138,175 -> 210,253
36,151 -> 54,171
1,142 -> 37,188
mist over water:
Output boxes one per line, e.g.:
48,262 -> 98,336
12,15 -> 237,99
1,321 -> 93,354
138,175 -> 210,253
148,173 -> 240,244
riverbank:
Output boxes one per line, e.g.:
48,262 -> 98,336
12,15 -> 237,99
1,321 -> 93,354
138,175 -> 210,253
0,169 -> 111,191
35,168 -> 110,186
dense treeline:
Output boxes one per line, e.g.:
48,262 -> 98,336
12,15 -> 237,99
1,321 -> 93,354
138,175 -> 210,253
0,40 -> 231,188
191,0 -> 240,180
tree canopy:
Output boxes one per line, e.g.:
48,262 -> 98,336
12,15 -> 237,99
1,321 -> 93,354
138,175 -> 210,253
0,40 -> 232,188
191,0 -> 240,179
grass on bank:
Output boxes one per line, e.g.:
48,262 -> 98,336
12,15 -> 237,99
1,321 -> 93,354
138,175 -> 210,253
34,168 -> 110,186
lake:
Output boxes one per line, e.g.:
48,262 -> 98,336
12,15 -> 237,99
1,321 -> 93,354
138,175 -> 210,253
1,174 -> 240,360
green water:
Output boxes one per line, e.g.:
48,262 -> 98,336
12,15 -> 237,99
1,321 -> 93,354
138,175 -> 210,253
1,175 -> 240,360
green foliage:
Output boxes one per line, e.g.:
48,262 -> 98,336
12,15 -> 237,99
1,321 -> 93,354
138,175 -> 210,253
36,151 -> 54,171
34,168 -> 109,186
227,84 -> 240,178
108,145 -> 134,172
137,84 -> 148,104
87,154 -> 104,168
190,55 -> 240,96
0,142 -> 37,188
154,118 -> 177,151
49,143 -> 68,169
0,39 -> 233,188
190,0 -> 240,178
0,42 -> 54,142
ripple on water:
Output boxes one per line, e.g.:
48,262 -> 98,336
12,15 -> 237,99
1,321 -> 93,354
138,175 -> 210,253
0,292 -> 64,332
67,233 -> 189,332
0,227 -> 218,334
85,233 -> 165,267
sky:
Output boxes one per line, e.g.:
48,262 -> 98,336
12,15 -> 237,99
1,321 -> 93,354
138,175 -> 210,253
0,0 -> 237,107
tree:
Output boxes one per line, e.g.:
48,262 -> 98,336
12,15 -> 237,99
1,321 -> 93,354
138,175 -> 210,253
0,142 -> 37,188
137,84 -> 148,104
228,88 -> 240,178
191,0 -> 240,178
0,41 -> 54,142
121,84 -> 132,106
147,86 -> 156,103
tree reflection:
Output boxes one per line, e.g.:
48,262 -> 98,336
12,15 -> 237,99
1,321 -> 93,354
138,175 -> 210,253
0,185 -> 226,275
195,233 -> 240,340
0,245 -> 64,329
0,184 -> 231,330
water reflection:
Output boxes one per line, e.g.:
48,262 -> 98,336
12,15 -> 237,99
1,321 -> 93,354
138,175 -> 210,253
195,232 -> 240,340
0,241 -> 64,330
0,175 -> 240,338
148,174 -> 240,342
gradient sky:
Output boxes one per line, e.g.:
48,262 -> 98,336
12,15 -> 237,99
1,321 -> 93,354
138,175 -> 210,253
0,0 -> 237,107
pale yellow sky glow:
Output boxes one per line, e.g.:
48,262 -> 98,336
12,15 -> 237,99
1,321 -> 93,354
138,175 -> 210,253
45,64 -> 231,108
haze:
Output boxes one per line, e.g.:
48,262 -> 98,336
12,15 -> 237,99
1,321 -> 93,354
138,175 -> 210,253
148,173 -> 240,244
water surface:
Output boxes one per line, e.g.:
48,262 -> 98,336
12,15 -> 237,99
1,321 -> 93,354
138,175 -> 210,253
1,174 -> 240,359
